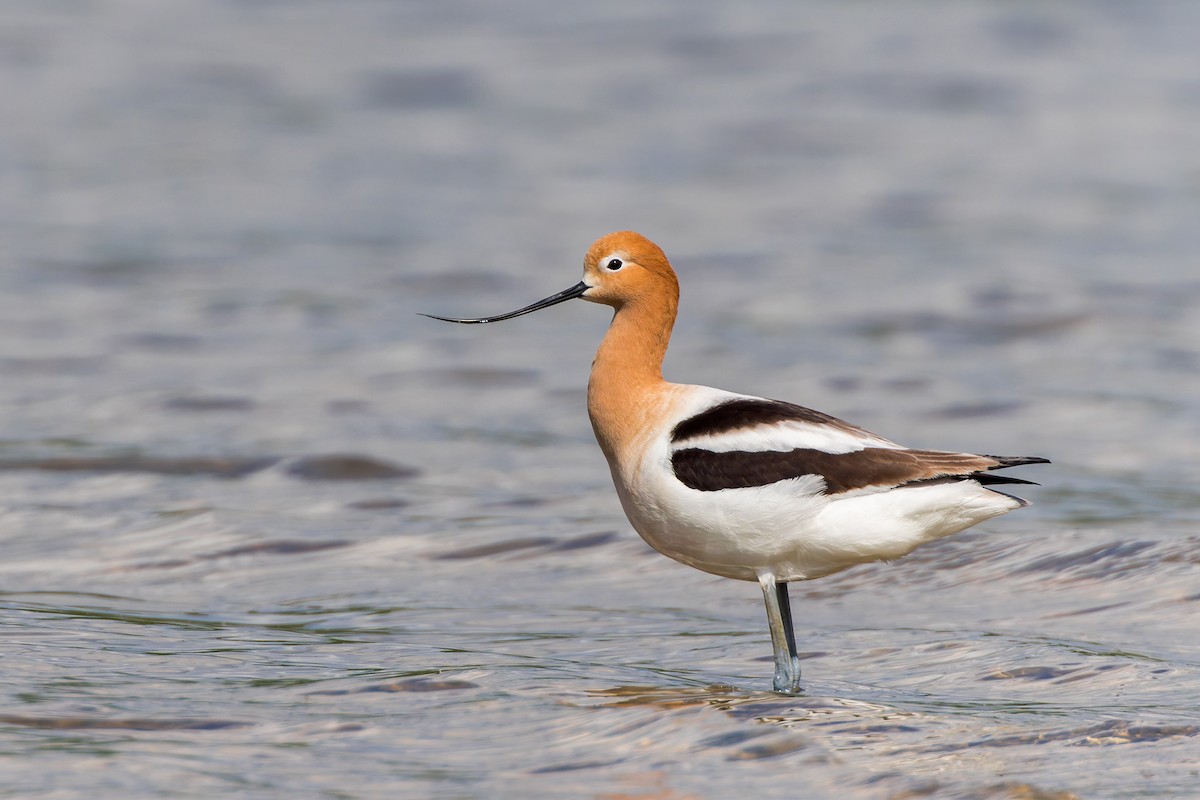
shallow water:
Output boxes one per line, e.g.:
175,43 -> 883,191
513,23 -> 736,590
3,1 -> 1200,798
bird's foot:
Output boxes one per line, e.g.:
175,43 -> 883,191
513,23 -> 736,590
772,657 -> 803,695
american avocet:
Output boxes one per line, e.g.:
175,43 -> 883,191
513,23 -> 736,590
425,231 -> 1047,693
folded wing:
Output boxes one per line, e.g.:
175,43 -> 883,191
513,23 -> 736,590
669,397 -> 1048,496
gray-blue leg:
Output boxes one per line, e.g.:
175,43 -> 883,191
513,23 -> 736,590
759,573 -> 802,694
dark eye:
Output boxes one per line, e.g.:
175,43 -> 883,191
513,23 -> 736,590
606,258 -> 623,271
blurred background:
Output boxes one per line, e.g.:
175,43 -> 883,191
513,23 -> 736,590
2,2 -> 1199,798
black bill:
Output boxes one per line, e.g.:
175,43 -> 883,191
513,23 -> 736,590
421,281 -> 589,324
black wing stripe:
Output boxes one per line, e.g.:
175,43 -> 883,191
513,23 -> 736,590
671,447 -> 1047,494
670,398 -> 864,444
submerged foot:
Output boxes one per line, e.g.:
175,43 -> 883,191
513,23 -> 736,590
772,656 -> 803,694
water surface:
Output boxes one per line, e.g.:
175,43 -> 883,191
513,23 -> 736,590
2,1 -> 1199,798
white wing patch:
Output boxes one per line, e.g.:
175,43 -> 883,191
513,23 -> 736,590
672,419 -> 898,455
669,388 -> 900,456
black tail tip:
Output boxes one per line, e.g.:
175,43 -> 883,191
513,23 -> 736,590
985,455 -> 1051,469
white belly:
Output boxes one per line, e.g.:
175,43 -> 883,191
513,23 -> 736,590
609,445 -> 1021,583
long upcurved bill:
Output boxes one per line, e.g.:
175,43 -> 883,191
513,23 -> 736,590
421,281 -> 589,324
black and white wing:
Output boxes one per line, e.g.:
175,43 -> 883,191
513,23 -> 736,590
669,394 -> 1047,498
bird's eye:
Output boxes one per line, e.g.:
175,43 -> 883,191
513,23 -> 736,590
606,258 -> 623,271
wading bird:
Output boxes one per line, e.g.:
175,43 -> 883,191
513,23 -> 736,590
425,231 -> 1046,693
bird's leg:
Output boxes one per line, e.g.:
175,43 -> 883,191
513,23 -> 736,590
758,573 -> 802,694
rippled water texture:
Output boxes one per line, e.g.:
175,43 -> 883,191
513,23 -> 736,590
3,2 -> 1199,798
